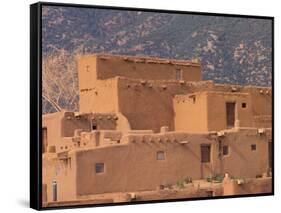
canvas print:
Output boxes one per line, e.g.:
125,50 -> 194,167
31,2 -> 273,209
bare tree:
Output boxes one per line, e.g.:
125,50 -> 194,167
42,49 -> 81,114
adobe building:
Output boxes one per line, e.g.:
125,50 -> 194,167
42,54 -> 272,206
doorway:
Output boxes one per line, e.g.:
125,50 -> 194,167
200,144 -> 212,178
52,180 -> 57,202
226,102 -> 236,128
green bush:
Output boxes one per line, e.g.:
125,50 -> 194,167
184,176 -> 193,184
206,174 -> 224,183
213,174 -> 224,183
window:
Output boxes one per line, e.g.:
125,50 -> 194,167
222,145 -> 229,156
95,163 -> 105,174
175,68 -> 182,80
251,144 -> 257,151
92,124 -> 97,130
156,151 -> 165,160
201,144 -> 211,163
242,103 -> 247,108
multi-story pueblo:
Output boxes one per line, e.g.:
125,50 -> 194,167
42,54 -> 272,207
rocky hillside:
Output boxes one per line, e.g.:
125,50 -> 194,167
42,6 -> 272,113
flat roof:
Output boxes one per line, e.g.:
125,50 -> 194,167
82,53 -> 201,67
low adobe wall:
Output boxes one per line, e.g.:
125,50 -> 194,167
223,177 -> 272,196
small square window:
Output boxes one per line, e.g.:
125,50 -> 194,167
222,145 -> 229,156
95,163 -> 104,174
92,124 -> 97,130
242,103 -> 247,108
156,151 -> 165,160
251,144 -> 256,151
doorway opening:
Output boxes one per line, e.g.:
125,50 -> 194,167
52,180 -> 57,202
201,144 -> 211,163
226,102 -> 236,128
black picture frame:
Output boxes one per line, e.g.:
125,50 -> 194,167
30,1 -> 274,210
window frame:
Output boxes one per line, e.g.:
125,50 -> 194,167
95,162 -> 105,174
156,151 -> 166,161
251,144 -> 257,151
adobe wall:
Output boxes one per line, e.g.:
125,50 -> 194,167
42,184 -> 47,203
79,78 -> 118,113
245,87 -> 272,128
90,113 -> 118,130
78,54 -> 202,82
79,77 -> 271,133
173,89 -> 271,132
43,112 -> 65,150
206,88 -> 272,129
212,129 -> 270,178
61,112 -> 91,137
42,111 -> 87,152
206,92 -> 253,130
244,87 -> 272,117
43,112 -> 92,153
173,93 -> 209,132
211,85 -> 272,128
115,112 -> 132,132
77,55 -> 97,90
42,128 -> 270,199
42,153 -> 77,203
43,111 -> 120,154
223,177 -> 272,196
78,53 -> 202,116
117,78 -> 214,133
75,133 -> 215,195
77,54 -> 271,132
74,129 -> 270,195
